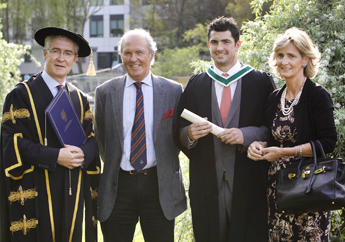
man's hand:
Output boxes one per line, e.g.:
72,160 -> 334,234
247,141 -> 266,161
57,145 -> 84,169
217,128 -> 244,145
188,119 -> 213,141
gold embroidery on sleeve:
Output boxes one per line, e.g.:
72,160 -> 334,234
90,188 -> 98,200
85,109 -> 95,124
8,186 -> 38,206
10,214 -> 38,235
2,105 -> 30,124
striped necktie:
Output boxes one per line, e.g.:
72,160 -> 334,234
130,82 -> 147,172
57,84 -> 63,90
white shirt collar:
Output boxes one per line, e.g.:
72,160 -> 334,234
42,70 -> 66,90
125,71 -> 153,87
213,61 -> 241,78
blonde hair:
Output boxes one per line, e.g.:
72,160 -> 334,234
269,27 -> 321,79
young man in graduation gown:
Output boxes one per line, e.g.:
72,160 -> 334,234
0,27 -> 100,242
173,16 -> 276,242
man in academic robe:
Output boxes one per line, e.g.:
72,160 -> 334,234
174,16 -> 276,242
0,27 -> 100,242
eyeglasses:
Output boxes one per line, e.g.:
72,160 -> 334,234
48,48 -> 76,59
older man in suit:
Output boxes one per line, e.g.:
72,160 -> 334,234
174,16 -> 276,242
94,28 -> 187,242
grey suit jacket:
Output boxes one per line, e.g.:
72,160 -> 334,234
95,74 -> 187,222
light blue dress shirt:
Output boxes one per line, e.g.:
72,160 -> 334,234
42,71 -> 66,97
121,72 -> 156,171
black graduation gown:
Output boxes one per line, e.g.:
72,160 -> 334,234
0,73 -> 100,242
173,70 -> 275,242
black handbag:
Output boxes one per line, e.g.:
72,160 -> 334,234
276,140 -> 345,214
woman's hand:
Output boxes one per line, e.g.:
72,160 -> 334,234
247,141 -> 266,161
260,147 -> 284,162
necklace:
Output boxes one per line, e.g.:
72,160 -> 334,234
280,85 -> 304,116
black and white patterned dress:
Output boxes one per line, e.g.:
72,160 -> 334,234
267,100 -> 331,242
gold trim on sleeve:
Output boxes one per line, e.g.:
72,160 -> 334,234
87,132 -> 95,138
87,166 -> 100,175
5,133 -> 35,180
2,105 -> 30,124
10,214 -> 38,235
8,186 -> 38,206
84,109 -> 95,124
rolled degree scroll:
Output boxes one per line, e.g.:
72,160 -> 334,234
180,109 -> 224,136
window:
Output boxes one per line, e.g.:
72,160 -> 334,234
90,0 -> 103,6
110,15 -> 124,37
90,15 -> 104,37
97,52 -> 119,69
24,53 -> 31,63
110,0 -> 124,5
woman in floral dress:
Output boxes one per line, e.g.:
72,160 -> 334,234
247,27 -> 337,241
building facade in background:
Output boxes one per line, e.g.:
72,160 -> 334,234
18,0 -> 131,77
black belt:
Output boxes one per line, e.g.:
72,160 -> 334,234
121,166 -> 156,175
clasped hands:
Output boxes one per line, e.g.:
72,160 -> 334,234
187,119 -> 244,145
57,145 -> 84,169
247,141 -> 282,162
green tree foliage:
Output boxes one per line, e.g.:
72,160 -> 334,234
225,0 -> 255,27
130,0 -> 226,48
151,23 -> 210,79
0,4 -> 32,116
224,0 -> 272,27
152,46 -> 200,78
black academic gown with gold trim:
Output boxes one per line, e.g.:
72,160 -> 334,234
0,73 -> 100,242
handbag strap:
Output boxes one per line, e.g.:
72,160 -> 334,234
305,141 -> 317,193
305,140 -> 330,194
315,140 -> 326,158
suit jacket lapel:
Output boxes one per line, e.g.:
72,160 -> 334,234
111,75 -> 126,149
211,82 -> 223,127
152,75 -> 165,142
